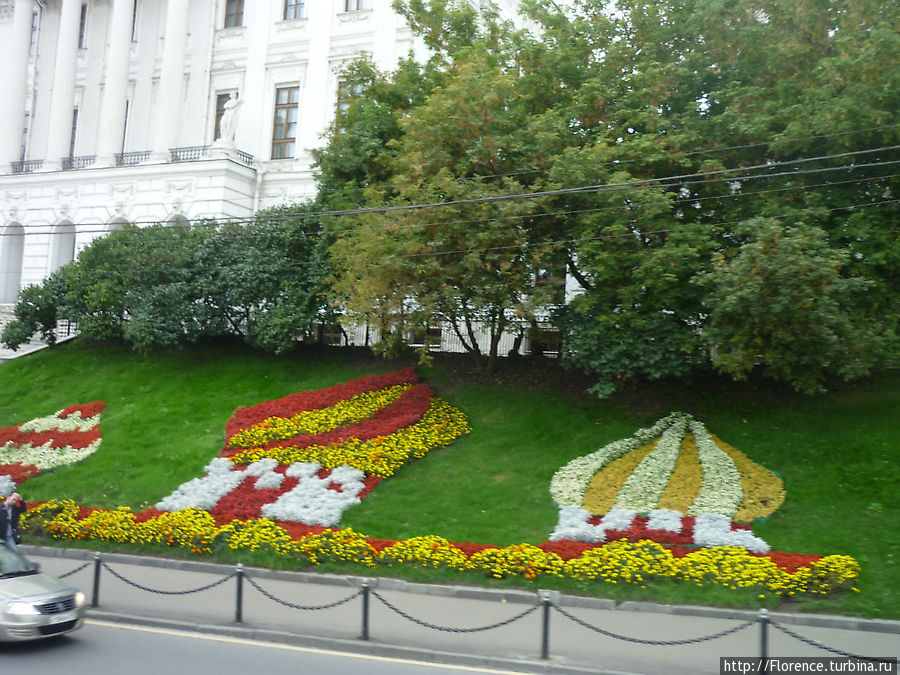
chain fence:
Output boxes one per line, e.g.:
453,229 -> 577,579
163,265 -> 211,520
56,561 -> 92,579
244,574 -> 362,611
99,561 -> 237,595
55,552 -> 895,668
552,603 -> 756,646
770,619 -> 896,663
371,589 -> 540,633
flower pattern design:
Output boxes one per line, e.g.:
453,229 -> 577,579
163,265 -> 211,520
0,402 -> 106,494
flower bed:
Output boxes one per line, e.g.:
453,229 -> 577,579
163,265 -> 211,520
226,383 -> 413,449
155,369 -> 470,527
0,402 -> 106,493
549,413 -> 786,553
19,499 -> 860,598
5,387 -> 859,600
225,368 -> 419,441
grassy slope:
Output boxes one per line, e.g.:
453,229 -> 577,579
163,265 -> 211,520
0,340 -> 897,618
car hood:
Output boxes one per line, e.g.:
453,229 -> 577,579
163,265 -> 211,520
0,573 -> 77,602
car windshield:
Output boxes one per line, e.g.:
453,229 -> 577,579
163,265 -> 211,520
0,545 -> 39,575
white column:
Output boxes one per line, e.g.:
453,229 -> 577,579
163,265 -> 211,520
95,0 -> 134,167
149,0 -> 190,162
0,0 -> 36,173
42,0 -> 83,171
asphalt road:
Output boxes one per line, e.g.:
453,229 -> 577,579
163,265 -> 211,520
0,619 -> 536,675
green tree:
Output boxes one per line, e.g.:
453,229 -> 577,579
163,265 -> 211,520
698,218 -> 880,393
2,210 -> 334,354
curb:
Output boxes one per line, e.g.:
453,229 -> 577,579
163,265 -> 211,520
24,544 -> 900,635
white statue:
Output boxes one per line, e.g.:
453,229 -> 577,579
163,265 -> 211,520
218,91 -> 242,143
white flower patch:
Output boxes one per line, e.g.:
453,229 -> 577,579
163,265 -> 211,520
549,506 -> 607,543
285,462 -> 322,479
261,463 -> 366,527
551,506 -> 770,553
253,470 -> 285,490
243,458 -> 284,489
18,410 -> 102,433
0,439 -> 103,471
646,508 -> 684,532
156,458 -> 246,511
549,506 -> 638,543
613,419 -> 688,512
687,420 -> 743,517
0,474 -> 15,497
549,412 -> 689,507
693,513 -> 770,553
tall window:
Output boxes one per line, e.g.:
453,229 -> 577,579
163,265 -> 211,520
224,0 -> 244,28
78,3 -> 87,48
344,0 -> 370,11
271,86 -> 299,159
336,80 -> 363,132
284,0 -> 305,20
213,92 -> 231,141
21,114 -> 29,161
69,109 -> 79,158
30,12 -> 39,56
121,101 -> 130,153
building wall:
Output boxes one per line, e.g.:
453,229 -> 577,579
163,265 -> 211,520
0,0 -> 441,299
0,1 -> 572,357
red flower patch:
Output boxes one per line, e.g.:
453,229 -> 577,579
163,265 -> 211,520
208,467 -> 300,525
0,462 -> 42,485
0,427 -> 101,451
221,383 -> 434,458
59,401 -> 107,419
225,368 -> 419,442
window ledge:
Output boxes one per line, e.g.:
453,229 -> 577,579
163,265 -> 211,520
275,17 -> 308,33
337,9 -> 373,23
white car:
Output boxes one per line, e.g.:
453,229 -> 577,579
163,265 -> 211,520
0,545 -> 87,641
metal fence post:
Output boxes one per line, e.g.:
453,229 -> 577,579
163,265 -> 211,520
759,608 -> 769,675
540,591 -> 552,659
235,564 -> 244,624
360,581 -> 370,641
91,552 -> 102,607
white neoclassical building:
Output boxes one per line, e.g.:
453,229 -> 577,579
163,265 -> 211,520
0,0 -> 573,360
0,0 -> 532,306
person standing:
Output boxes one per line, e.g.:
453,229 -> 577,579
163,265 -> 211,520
0,492 -> 26,550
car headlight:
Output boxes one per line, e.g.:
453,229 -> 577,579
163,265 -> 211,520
74,591 -> 86,608
5,601 -> 39,616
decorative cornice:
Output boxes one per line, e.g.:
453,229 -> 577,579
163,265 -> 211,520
337,9 -> 373,24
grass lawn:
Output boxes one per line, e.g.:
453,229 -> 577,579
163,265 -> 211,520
1,339 -> 897,619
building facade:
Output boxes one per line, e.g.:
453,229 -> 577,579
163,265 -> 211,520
0,0 -> 571,359
0,0 -> 455,304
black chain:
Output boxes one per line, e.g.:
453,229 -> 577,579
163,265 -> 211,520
57,561 -> 92,579
371,590 -> 540,633
244,574 -> 362,611
100,562 -> 236,595
553,604 -> 755,645
771,620 -> 895,662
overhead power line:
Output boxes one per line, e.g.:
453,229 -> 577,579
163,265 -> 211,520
310,122 -> 900,201
2,147 -> 898,237
26,198 -> 899,276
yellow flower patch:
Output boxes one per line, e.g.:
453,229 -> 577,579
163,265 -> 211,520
378,536 -> 472,571
469,544 -> 565,580
657,433 -> 703,513
21,501 -> 859,597
230,398 -> 471,477
582,440 -> 658,515
712,435 -> 785,521
227,384 -> 413,449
